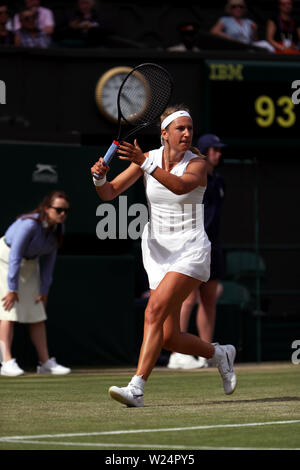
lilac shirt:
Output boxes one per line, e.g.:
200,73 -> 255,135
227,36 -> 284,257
5,213 -> 59,295
13,7 -> 55,31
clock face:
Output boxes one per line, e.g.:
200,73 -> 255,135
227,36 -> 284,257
95,67 -> 149,123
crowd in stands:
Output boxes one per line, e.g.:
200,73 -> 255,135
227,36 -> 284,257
0,0 -> 300,53
0,0 -> 112,48
210,0 -> 276,52
210,0 -> 300,54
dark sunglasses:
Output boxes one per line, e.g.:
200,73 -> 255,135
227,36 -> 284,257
0,10 -> 8,14
231,4 -> 244,8
50,206 -> 70,214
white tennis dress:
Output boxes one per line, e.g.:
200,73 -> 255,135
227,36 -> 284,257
141,146 -> 211,290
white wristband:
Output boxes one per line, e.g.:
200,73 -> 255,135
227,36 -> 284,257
93,175 -> 107,187
140,156 -> 157,175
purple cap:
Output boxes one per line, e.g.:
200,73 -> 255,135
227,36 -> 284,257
197,134 -> 226,154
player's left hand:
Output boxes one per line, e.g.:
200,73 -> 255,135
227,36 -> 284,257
117,139 -> 145,166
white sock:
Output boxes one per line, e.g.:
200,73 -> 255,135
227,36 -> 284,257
130,375 -> 146,392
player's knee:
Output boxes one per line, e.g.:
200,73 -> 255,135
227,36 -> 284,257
144,299 -> 166,327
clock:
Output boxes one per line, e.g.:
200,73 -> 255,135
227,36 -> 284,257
95,66 -> 150,123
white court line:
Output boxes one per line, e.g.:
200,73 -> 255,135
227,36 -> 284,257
0,440 -> 194,449
0,419 -> 299,442
1,439 -> 300,450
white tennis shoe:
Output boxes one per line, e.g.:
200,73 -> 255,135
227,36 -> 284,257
109,383 -> 144,407
37,357 -> 71,375
0,358 -> 24,377
167,352 -> 206,369
213,344 -> 237,395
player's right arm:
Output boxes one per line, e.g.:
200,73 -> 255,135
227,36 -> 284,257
91,157 -> 143,201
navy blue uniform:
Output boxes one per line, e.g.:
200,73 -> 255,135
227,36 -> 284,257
203,171 -> 225,280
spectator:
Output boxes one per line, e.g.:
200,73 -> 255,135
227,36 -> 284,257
167,22 -> 201,52
0,3 -> 14,45
14,7 -> 51,48
13,0 -> 55,37
210,0 -> 275,52
168,134 -> 226,370
0,190 -> 71,377
56,0 -> 112,47
266,0 -> 300,54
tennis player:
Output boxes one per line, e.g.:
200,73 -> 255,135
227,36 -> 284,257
91,105 -> 237,407
0,190 -> 71,376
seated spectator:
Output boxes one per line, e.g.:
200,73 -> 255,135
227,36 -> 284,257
14,8 -> 51,48
266,0 -> 300,54
210,0 -> 275,52
56,0 -> 112,47
13,1 -> 55,38
0,3 -> 14,45
167,22 -> 201,52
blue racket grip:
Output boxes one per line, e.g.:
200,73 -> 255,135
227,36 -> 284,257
93,140 -> 119,178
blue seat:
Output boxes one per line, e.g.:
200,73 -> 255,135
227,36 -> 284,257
218,281 -> 251,310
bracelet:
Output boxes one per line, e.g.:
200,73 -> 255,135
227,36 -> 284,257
140,156 -> 158,175
93,175 -> 107,187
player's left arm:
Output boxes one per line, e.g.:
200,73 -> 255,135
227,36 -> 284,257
152,158 -> 207,195
117,140 -> 207,195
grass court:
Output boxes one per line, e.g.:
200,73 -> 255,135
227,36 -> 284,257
0,362 -> 299,451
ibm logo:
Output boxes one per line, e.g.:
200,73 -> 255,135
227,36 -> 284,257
0,80 -> 6,104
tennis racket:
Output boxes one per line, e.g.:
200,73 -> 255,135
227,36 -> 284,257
93,63 -> 173,177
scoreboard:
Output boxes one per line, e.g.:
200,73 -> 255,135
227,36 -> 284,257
203,60 -> 300,149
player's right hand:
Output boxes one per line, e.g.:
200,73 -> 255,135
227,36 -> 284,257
1,292 -> 19,311
91,157 -> 110,179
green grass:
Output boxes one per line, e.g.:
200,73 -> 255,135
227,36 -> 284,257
0,363 -> 299,450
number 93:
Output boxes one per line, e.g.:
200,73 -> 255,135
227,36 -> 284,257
255,95 -> 296,128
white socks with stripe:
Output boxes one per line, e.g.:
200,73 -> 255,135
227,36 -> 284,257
129,375 -> 146,393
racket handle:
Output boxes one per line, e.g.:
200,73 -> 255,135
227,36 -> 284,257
104,140 -> 119,165
93,140 -> 119,178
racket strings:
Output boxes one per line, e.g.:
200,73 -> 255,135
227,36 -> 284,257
119,64 -> 173,126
